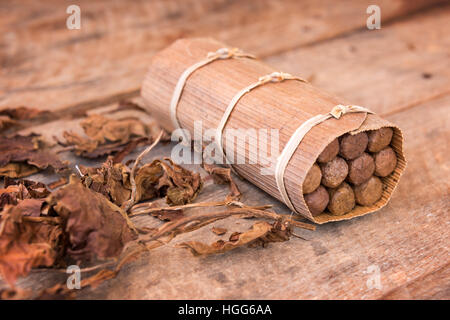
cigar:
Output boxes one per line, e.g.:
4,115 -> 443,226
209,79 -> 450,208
339,132 -> 369,160
320,156 -> 348,188
367,127 -> 393,153
302,163 -> 322,194
347,152 -> 375,185
374,146 -> 397,177
327,182 -> 355,216
354,176 -> 383,206
304,185 -> 329,216
317,138 -> 339,163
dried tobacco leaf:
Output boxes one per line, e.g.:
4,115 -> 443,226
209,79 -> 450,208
0,116 -> 17,133
47,177 -> 68,189
0,107 -> 51,133
80,160 -> 132,207
0,106 -> 50,121
81,158 -> 202,207
0,134 -> 67,178
0,204 -> 64,286
177,220 -> 292,256
4,177 -> 51,199
0,178 -> 50,211
203,164 -> 241,201
46,177 -> 136,261
60,114 -> 164,159
157,158 -> 202,205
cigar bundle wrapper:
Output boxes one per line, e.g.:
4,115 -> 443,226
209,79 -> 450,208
141,38 -> 406,223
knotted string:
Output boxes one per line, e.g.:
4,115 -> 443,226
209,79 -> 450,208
169,48 -> 373,214
170,47 -> 255,142
274,104 -> 373,212
215,71 -> 307,164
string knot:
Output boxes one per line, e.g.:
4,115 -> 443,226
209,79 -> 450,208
259,71 -> 292,83
330,104 -> 352,119
207,47 -> 241,59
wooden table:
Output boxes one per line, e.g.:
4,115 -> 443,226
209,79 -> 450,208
1,0 -> 449,299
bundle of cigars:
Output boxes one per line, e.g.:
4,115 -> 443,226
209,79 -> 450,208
141,38 -> 406,223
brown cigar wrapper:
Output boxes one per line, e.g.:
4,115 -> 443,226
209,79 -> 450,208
354,176 -> 383,206
368,127 -> 393,152
347,152 -> 375,185
302,163 -> 322,194
304,185 -> 329,216
141,38 -> 406,223
320,156 -> 348,188
374,146 -> 398,177
327,182 -> 356,216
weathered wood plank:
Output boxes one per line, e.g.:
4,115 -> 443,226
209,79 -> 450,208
2,93 -> 448,299
380,262 -> 450,299
266,5 -> 450,116
0,0 -> 443,115
83,94 -> 450,299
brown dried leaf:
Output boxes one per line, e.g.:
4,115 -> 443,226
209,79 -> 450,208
80,160 -> 132,207
47,177 -> 68,189
60,114 -> 164,159
178,220 -> 292,256
149,207 -> 184,222
0,107 -> 51,133
157,158 -> 203,205
81,158 -> 202,207
0,204 -> 64,286
0,115 -> 17,133
46,177 -> 136,261
0,134 -> 67,178
4,177 -> 51,199
0,178 -> 50,211
0,107 -> 50,121
203,164 -> 241,200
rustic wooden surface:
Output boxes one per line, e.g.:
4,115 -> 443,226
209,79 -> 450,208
1,0 -> 449,299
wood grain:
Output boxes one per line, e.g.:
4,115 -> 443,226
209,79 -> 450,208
1,93 -> 448,299
1,0 -> 449,299
0,0 -> 443,115
266,5 -> 450,116
85,94 -> 450,299
141,38 -> 406,223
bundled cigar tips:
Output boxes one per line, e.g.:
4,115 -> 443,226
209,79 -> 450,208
141,39 -> 406,223
339,132 -> 368,160
317,138 -> 339,163
327,182 -> 355,216
367,127 -> 393,152
374,147 -> 397,177
302,163 -> 322,194
304,186 -> 329,216
347,152 -> 375,185
354,176 -> 383,206
320,156 -> 348,188
303,126 -> 401,218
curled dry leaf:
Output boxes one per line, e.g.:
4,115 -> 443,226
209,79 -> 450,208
60,114 -> 166,160
0,106 -> 50,121
45,176 -> 136,261
0,106 -> 51,133
1,178 -> 50,210
155,158 -> 203,205
203,164 -> 241,201
0,134 -> 68,178
81,158 -> 202,207
0,203 -> 64,286
177,220 -> 292,256
0,115 -> 17,133
80,160 -> 132,207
